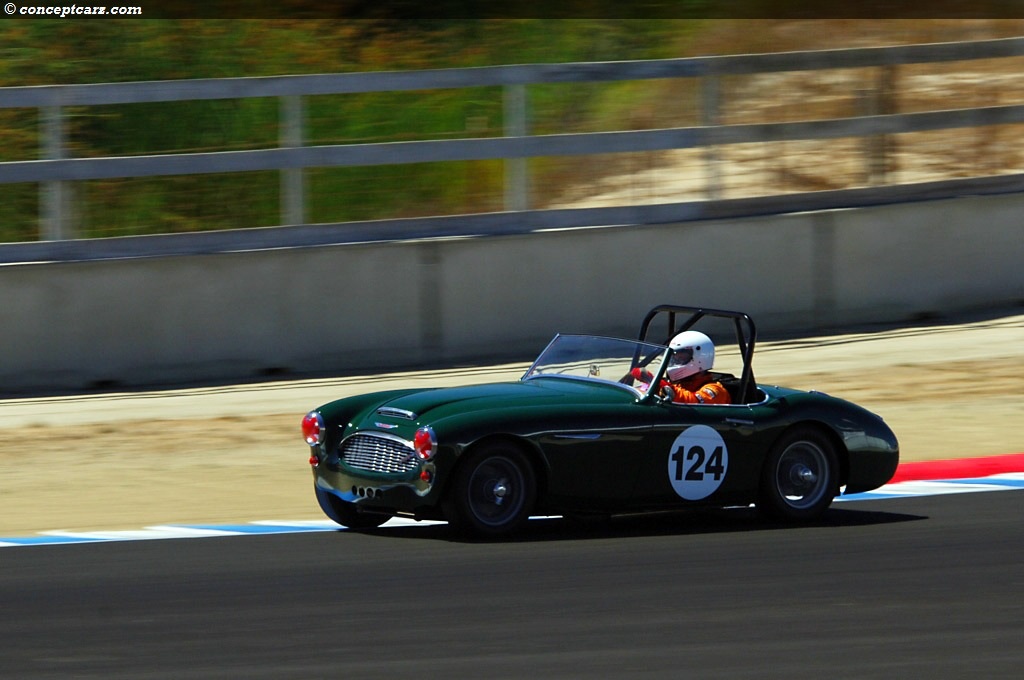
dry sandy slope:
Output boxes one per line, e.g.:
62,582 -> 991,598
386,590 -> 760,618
1,311 -> 1021,536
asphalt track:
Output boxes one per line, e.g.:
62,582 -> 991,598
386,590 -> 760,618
2,491 -> 1022,679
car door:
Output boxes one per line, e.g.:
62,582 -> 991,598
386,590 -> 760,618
629,400 -> 762,508
537,403 -> 654,509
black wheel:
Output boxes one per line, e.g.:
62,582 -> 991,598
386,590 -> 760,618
758,427 -> 838,521
315,487 -> 392,530
444,444 -> 536,538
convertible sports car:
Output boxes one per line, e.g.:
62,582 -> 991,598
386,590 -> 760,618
302,305 -> 899,537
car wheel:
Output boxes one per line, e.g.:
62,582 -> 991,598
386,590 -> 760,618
445,444 -> 536,538
758,427 -> 838,521
315,487 -> 392,530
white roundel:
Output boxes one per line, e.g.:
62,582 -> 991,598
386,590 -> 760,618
667,425 -> 729,500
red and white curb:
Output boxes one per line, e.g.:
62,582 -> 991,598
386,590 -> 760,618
838,453 -> 1024,501
837,472 -> 1024,501
3,454 -> 1023,548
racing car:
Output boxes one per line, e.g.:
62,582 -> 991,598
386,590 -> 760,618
301,305 -> 899,537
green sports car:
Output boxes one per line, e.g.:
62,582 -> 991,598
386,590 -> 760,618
302,305 -> 899,537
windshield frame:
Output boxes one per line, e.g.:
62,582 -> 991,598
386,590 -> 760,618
521,333 -> 670,399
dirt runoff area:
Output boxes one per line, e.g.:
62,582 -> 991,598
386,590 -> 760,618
1,310 -> 1022,537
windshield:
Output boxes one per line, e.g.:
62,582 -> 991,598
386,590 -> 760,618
522,334 -> 670,397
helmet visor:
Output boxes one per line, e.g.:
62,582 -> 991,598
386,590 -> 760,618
670,347 -> 693,367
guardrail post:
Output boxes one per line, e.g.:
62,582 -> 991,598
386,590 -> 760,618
503,83 -> 529,211
863,64 -> 896,186
40,104 -> 73,240
701,74 -> 722,199
280,94 -> 306,226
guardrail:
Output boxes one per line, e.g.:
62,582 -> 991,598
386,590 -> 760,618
2,36 -> 1024,247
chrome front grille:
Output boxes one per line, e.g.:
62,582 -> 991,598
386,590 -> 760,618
341,433 -> 417,474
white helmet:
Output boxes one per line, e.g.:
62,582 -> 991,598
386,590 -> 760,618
667,330 -> 715,382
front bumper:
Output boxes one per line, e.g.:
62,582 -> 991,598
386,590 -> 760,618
309,428 -> 443,514
312,458 -> 435,505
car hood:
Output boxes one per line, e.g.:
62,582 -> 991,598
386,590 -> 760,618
357,377 -> 635,429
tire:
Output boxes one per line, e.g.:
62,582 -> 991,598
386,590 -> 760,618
316,487 -> 392,530
444,444 -> 536,538
757,427 -> 838,521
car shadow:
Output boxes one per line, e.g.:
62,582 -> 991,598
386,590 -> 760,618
359,505 -> 928,543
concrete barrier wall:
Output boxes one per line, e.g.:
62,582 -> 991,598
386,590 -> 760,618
2,192 -> 1022,393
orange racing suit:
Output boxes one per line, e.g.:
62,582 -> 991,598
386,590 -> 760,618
632,368 -> 732,405
665,373 -> 731,405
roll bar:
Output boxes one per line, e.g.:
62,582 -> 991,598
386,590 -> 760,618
638,305 -> 758,403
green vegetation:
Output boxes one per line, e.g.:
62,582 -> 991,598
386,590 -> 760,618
0,19 -> 704,242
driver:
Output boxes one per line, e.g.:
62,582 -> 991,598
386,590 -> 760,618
632,330 -> 731,404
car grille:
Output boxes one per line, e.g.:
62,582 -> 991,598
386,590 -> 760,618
341,433 -> 418,474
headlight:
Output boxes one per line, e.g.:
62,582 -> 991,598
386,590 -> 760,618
302,411 -> 325,446
414,426 -> 437,461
